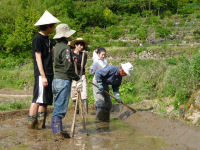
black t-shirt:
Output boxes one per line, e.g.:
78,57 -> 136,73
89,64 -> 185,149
72,51 -> 87,75
32,33 -> 53,76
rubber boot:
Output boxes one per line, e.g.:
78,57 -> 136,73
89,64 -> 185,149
82,99 -> 88,114
37,112 -> 47,129
95,108 -> 110,131
96,108 -> 110,122
27,115 -> 38,129
51,117 -> 70,140
73,101 -> 79,114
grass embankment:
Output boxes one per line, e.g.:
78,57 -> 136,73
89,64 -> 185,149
0,99 -> 32,111
1,14 -> 200,116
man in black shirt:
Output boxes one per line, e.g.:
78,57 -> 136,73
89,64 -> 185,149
70,38 -> 89,113
28,10 -> 60,129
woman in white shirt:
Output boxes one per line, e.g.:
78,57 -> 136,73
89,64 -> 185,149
90,47 -> 108,75
91,47 -> 109,125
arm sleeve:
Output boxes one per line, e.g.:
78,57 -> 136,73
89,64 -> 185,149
112,78 -> 122,95
61,47 -> 72,71
112,85 -> 120,95
61,48 -> 79,79
95,67 -> 110,83
33,37 -> 42,52
91,61 -> 98,74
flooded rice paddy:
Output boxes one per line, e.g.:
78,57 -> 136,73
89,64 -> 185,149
0,105 -> 200,150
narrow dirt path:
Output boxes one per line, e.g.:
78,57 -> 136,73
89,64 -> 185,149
0,89 -> 32,105
0,89 -> 32,98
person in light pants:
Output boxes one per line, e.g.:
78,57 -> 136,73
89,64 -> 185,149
70,38 -> 89,114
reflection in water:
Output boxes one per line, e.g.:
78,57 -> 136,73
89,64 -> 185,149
95,121 -> 110,132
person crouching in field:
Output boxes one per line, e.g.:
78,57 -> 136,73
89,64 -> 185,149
93,62 -> 134,123
28,10 -> 60,129
70,38 -> 89,114
51,24 -> 80,138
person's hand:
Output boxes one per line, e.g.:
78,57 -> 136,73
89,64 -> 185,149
97,82 -> 103,94
115,93 -> 122,103
42,76 -> 48,87
76,81 -> 82,92
73,56 -> 77,62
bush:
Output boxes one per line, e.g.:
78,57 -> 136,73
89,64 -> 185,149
155,25 -> 171,39
162,58 -> 198,100
193,29 -> 200,39
136,26 -> 148,41
145,16 -> 161,25
163,85 -> 176,97
119,81 -> 137,104
166,19 -> 174,27
133,59 -> 166,100
135,47 -> 146,54
164,10 -> 172,17
4,6 -> 40,54
110,27 -> 123,39
103,7 -> 118,25
165,57 -> 177,65
173,89 -> 189,109
191,52 -> 200,79
178,3 -> 199,15
0,57 -> 24,69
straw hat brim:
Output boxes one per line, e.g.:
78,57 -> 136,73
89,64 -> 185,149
70,39 -> 89,47
53,30 -> 76,39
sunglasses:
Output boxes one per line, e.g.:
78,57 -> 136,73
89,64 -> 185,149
75,42 -> 85,46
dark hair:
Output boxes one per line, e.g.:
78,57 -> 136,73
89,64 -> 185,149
56,37 -> 68,44
97,47 -> 106,54
39,24 -> 55,31
75,42 -> 85,49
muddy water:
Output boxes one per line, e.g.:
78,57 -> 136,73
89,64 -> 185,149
0,105 -> 200,150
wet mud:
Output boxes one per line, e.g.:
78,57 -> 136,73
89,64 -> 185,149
0,104 -> 200,150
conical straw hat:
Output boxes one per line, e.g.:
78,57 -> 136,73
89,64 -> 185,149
34,10 -> 60,26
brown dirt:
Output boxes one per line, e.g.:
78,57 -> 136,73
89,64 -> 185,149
124,109 -> 200,150
0,104 -> 200,150
0,89 -> 200,150
0,89 -> 32,104
0,89 -> 32,95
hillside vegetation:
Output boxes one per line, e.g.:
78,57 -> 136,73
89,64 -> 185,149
1,0 -> 200,112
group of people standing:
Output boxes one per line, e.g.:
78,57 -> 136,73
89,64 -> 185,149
27,10 -> 133,138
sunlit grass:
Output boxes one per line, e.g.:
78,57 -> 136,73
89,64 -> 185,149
0,98 -> 32,111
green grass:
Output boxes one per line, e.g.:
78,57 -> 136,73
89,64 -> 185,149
0,63 -> 33,89
0,99 -> 31,111
1,13 -> 200,112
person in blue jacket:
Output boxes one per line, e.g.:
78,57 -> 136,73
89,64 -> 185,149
93,62 -> 134,123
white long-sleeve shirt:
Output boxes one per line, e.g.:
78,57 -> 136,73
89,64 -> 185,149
90,50 -> 108,74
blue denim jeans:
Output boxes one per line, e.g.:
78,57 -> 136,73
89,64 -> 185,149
52,78 -> 71,119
